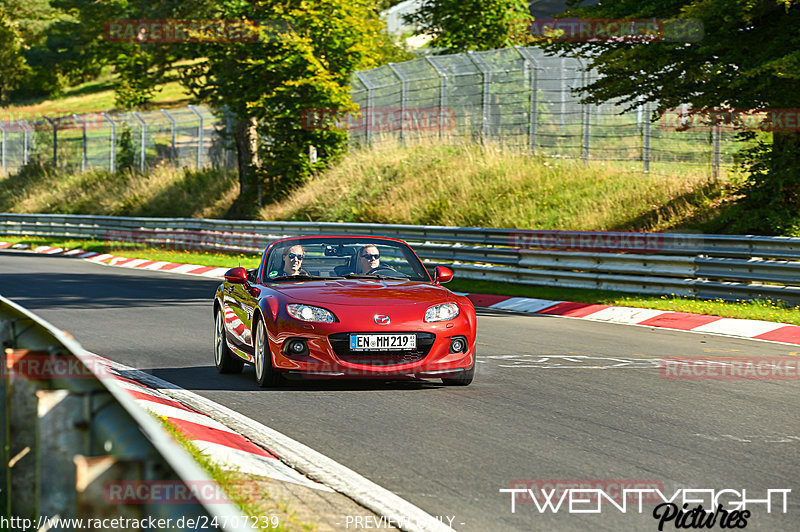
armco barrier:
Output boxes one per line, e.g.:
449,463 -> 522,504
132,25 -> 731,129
2,213 -> 800,304
0,295 -> 253,531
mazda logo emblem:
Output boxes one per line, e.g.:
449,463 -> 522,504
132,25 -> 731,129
374,315 -> 390,325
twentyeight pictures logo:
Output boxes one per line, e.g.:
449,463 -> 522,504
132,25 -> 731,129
501,483 -> 791,530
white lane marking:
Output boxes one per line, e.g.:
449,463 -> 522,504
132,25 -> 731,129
692,318 -> 784,338
136,401 -> 238,435
581,306 -> 667,324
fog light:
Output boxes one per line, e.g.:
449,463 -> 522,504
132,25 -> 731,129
284,338 -> 309,356
450,337 -> 467,353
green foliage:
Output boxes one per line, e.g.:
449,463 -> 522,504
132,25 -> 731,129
0,7 -> 32,102
540,0 -> 800,235
186,0 -> 393,200
405,0 -> 533,53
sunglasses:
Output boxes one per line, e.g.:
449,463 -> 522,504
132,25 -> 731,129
285,253 -> 304,260
361,254 -> 380,260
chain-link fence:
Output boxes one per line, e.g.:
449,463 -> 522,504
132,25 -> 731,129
0,105 -> 235,176
350,47 -> 746,177
1,47 -> 751,178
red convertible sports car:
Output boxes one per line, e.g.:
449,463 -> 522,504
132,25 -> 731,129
213,235 -> 476,387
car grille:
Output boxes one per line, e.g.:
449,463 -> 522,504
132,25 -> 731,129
328,332 -> 436,366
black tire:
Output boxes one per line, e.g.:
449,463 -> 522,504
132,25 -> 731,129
441,364 -> 475,386
214,308 -> 244,374
254,318 -> 283,388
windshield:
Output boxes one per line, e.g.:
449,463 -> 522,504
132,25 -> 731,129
260,237 -> 431,283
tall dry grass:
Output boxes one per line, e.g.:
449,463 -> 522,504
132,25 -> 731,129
260,139 -> 728,231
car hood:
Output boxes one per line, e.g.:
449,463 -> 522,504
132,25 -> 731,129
270,279 -> 451,307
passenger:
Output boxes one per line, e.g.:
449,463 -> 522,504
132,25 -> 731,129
357,245 -> 381,273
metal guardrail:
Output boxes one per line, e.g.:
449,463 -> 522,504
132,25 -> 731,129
2,213 -> 800,304
0,295 -> 254,531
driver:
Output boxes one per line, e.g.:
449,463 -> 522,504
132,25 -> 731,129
279,245 -> 308,276
357,245 -> 381,273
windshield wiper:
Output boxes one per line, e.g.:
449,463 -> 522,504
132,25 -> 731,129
343,273 -> 407,280
269,274 -> 318,282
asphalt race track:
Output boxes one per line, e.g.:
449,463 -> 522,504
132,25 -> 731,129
2,250 -> 799,531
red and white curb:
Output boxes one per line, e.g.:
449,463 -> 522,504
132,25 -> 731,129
465,294 -> 800,346
4,242 -> 800,346
88,353 -> 332,491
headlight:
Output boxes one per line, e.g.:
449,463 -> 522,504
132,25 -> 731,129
287,304 -> 337,323
425,302 -> 460,322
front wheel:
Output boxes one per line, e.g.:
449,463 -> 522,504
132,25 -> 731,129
254,319 -> 283,388
441,364 -> 474,386
215,309 -> 244,374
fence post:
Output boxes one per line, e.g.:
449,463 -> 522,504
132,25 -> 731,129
387,63 -> 407,144
72,114 -> 87,172
188,104 -> 204,168
19,120 -> 31,166
43,117 -> 58,167
642,103 -> 651,175
515,47 -> 539,155
712,123 -> 721,179
354,72 -> 374,144
132,112 -> 146,172
101,113 -> 116,173
577,59 -> 590,165
0,121 -> 6,175
160,109 -> 177,163
425,57 -> 448,141
466,51 -> 491,142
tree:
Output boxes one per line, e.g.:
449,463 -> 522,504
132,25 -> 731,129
405,0 -> 532,53
0,8 -> 30,102
184,0 -> 391,210
540,0 -> 800,235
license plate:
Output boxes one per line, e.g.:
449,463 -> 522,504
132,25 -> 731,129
349,334 -> 416,351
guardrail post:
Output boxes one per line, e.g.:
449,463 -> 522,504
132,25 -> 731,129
188,104 -> 204,168
73,114 -> 88,172
161,109 -> 177,163
101,113 -> 116,173
466,52 -> 491,143
387,63 -> 407,144
354,72 -> 374,144
44,116 -> 58,167
132,112 -> 147,172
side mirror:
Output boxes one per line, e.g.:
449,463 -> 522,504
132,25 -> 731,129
434,266 -> 454,284
224,267 -> 247,284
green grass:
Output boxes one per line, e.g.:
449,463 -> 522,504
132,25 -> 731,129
3,236 -> 798,325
